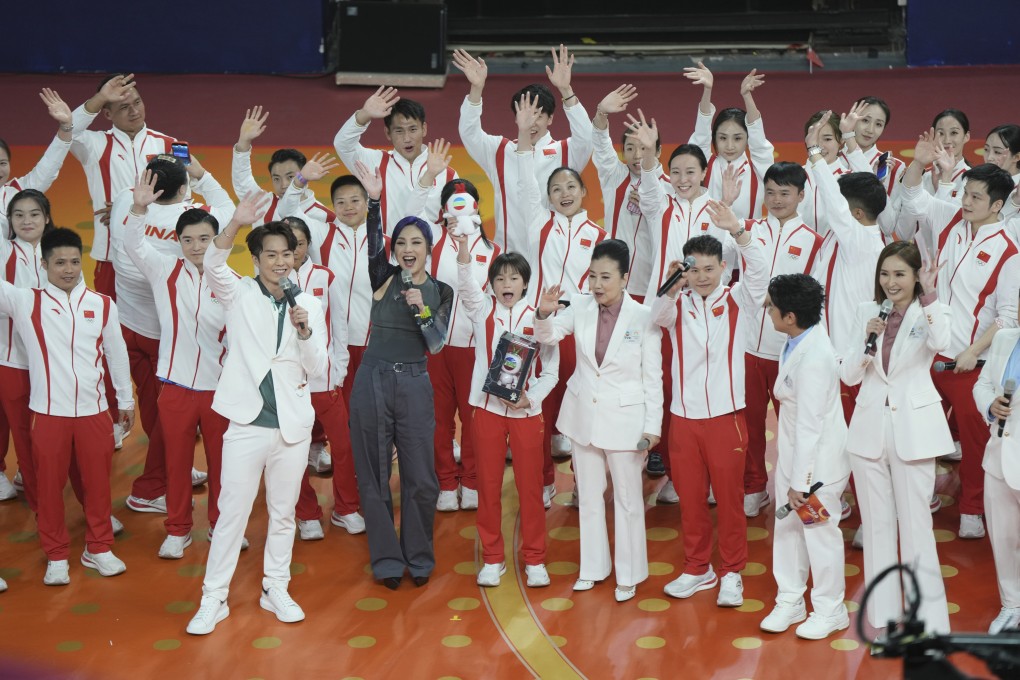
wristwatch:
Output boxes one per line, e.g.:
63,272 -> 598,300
734,226 -> 747,238
806,145 -> 824,158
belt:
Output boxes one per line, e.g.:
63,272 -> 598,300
362,356 -> 428,376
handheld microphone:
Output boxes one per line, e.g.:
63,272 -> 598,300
656,255 -> 697,298
864,299 -> 894,356
775,481 -> 824,520
999,378 -> 1016,438
400,269 -> 420,315
933,359 -> 986,372
278,278 -> 305,331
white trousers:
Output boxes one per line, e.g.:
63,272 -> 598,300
852,409 -> 949,633
202,421 -> 310,601
573,442 -> 647,588
773,464 -> 848,619
985,472 -> 1020,609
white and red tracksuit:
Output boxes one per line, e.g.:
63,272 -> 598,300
123,210 -> 231,538
290,257 -> 359,523
903,183 -> 1020,516
897,159 -> 971,241
459,95 -> 593,254
808,156 -> 886,422
0,277 -> 132,561
651,236 -> 768,578
230,147 -> 336,227
456,260 -> 558,565
591,125 -> 670,298
109,176 -> 235,503
333,114 -> 457,234
798,148 -> 871,236
742,216 -> 823,494
0,237 -> 47,509
856,145 -> 907,243
689,104 -> 775,221
69,105 -> 179,297
0,134 -> 72,237
427,226 -> 499,493
516,150 -> 605,479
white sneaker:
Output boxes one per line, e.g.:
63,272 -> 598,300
743,491 -> 770,518
298,519 -> 324,541
126,494 -> 167,514
307,442 -> 332,473
0,576 -> 6,592
187,596 -> 229,635
159,534 -> 193,559
959,513 -> 985,539
44,560 -> 70,586
81,550 -> 126,577
760,602 -> 808,632
717,572 -> 744,607
0,473 -> 16,501
657,480 -> 679,504
929,493 -> 942,514
12,470 -> 23,492
543,483 -> 556,509
207,528 -> 249,551
477,562 -> 506,587
260,586 -> 305,623
111,515 -> 124,536
795,610 -> 850,640
707,485 -> 716,506
942,441 -> 963,461
526,564 -> 550,588
460,487 -> 478,510
551,434 -> 573,457
436,490 -> 459,512
989,606 -> 1020,634
452,439 -> 462,464
330,511 -> 366,535
113,422 -> 125,450
851,526 -> 864,549
664,567 -> 718,599
191,467 -> 208,487
568,489 -> 579,508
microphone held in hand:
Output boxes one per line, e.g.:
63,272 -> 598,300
775,481 -> 824,520
999,378 -> 1016,438
400,269 -> 420,315
933,359 -> 986,372
656,255 -> 698,298
278,278 -> 305,331
864,299 -> 894,356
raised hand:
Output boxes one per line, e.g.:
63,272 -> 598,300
913,128 -> 943,167
131,170 -> 163,211
425,138 -> 452,178
740,69 -> 765,96
451,49 -> 488,88
706,199 -> 741,233
352,160 -> 383,200
918,257 -> 945,295
538,284 -> 566,318
232,191 -> 270,226
598,84 -> 638,115
300,152 -> 341,183
546,44 -> 575,96
39,88 -> 71,126
360,86 -> 400,120
805,111 -> 832,149
933,145 -> 956,178
98,73 -> 136,106
683,61 -> 714,90
515,91 -> 543,134
624,109 -> 659,151
237,106 -> 269,149
839,101 -> 866,134
721,164 -> 745,207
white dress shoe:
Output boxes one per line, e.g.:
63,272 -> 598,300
260,586 -> 305,623
760,602 -> 808,633
477,562 -> 506,587
187,596 -> 229,635
159,534 -> 193,559
330,511 -> 366,534
126,494 -> 167,514
664,567 -> 718,599
44,560 -> 70,586
526,564 -> 550,588
436,490 -> 459,512
298,519 -> 324,541
81,550 -> 126,576
743,491 -> 770,517
614,585 -> 636,602
572,579 -> 596,591
459,486 -> 478,510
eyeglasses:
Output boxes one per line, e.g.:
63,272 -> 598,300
875,151 -> 890,181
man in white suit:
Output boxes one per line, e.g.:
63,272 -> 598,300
187,195 -> 329,636
761,273 -> 850,640
974,324 -> 1020,634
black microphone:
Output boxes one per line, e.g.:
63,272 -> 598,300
775,481 -> 824,520
999,378 -> 1016,438
278,278 -> 305,331
933,359 -> 986,372
656,255 -> 697,298
864,299 -> 894,356
400,269 -> 420,315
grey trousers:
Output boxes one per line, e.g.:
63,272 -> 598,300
350,356 -> 440,580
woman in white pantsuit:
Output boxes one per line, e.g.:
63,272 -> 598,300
534,239 -> 662,602
840,241 -> 953,634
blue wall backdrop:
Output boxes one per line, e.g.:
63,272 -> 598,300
0,0 -> 325,73
907,0 -> 1020,66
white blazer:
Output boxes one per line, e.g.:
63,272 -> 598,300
840,299 -> 955,461
974,328 -> 1020,490
773,325 -> 849,492
534,292 -> 662,451
204,243 -> 329,444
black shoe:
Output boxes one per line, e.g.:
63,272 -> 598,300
412,575 -> 429,587
382,576 -> 402,590
646,451 -> 666,478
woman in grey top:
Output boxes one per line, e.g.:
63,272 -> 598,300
349,161 -> 453,589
